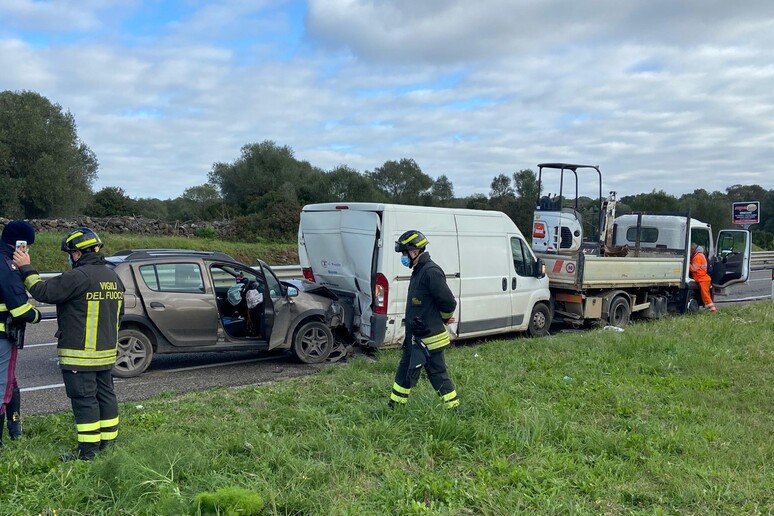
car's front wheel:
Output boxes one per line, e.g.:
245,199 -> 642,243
292,320 -> 334,364
114,328 -> 154,378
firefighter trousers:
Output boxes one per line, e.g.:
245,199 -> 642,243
62,369 -> 119,458
391,342 -> 459,409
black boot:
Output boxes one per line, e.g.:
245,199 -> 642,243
60,443 -> 99,462
6,387 -> 22,440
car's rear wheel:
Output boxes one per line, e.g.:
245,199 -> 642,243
114,328 -> 154,378
292,321 -> 334,364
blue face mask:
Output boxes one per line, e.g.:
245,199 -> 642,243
68,254 -> 74,268
401,255 -> 411,268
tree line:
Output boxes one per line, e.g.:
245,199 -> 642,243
2,90 -> 772,248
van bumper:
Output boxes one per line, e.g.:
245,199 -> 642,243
365,314 -> 388,348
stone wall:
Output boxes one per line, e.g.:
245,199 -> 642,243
0,217 -> 230,238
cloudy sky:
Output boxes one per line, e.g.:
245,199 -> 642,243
2,0 -> 773,201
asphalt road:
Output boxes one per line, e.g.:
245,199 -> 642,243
16,269 -> 773,416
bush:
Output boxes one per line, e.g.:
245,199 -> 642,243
194,226 -> 217,239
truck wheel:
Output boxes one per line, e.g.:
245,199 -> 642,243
114,329 -> 154,378
528,303 -> 552,337
685,292 -> 700,314
292,321 -> 334,364
607,296 -> 630,328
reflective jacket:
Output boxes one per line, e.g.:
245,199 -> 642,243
0,247 -> 41,339
20,252 -> 125,371
690,251 -> 710,282
405,252 -> 457,351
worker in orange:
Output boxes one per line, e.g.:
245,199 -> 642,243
689,243 -> 717,313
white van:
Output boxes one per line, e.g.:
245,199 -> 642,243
298,203 -> 552,348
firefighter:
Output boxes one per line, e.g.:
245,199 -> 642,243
389,230 -> 460,410
14,227 -> 125,460
690,243 -> 717,313
0,221 -> 42,446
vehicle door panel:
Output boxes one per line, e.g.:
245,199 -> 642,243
508,235 -> 542,330
257,262 -> 295,350
712,229 -> 752,289
132,262 -> 219,347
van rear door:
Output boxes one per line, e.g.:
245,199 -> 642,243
299,209 -> 379,333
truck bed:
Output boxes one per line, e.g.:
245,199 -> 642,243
537,252 -> 686,290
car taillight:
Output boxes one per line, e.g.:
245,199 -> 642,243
533,222 -> 546,239
374,273 -> 389,315
302,267 -> 315,282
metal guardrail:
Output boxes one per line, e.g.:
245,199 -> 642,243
751,251 -> 774,270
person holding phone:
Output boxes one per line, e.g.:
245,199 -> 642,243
0,220 -> 42,446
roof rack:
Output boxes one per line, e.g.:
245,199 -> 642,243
110,249 -> 236,262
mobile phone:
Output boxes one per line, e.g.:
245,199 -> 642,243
15,240 -> 28,254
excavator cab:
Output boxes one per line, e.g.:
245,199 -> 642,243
532,163 -> 608,255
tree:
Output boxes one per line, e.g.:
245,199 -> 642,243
489,174 -> 514,199
0,90 -> 97,217
619,190 -> 680,214
324,165 -> 385,202
430,175 -> 455,206
181,183 -> 223,220
86,186 -> 134,217
513,169 -> 539,202
208,141 -> 316,213
366,158 -> 433,205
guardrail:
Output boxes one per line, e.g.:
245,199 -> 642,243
751,251 -> 774,270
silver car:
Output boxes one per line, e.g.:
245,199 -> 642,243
107,250 -> 350,377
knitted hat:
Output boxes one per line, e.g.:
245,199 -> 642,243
1,220 -> 36,246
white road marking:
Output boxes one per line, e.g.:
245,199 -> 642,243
24,342 -> 58,348
21,383 -> 64,392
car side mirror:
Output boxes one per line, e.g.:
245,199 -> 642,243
287,286 -> 299,297
535,258 -> 546,279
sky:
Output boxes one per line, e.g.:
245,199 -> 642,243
1,0 -> 773,201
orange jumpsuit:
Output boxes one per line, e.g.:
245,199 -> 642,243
690,251 -> 717,312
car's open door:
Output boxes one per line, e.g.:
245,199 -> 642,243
711,229 -> 751,291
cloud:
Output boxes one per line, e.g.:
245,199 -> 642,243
1,0 -> 773,201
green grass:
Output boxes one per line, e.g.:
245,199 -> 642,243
27,232 -> 299,272
2,303 -> 773,514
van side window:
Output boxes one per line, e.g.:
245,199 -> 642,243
625,226 -> 659,243
510,237 -> 534,277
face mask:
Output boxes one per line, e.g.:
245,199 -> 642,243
400,255 -> 411,268
68,254 -> 74,268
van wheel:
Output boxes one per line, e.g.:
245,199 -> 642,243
528,303 -> 552,337
114,329 -> 154,378
607,296 -> 630,328
292,321 -> 334,364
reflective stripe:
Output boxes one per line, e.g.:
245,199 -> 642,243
66,231 -> 84,243
84,300 -> 99,351
0,303 -> 6,310
101,430 -> 118,440
423,331 -> 450,350
76,238 -> 98,249
0,323 -> 5,332
414,238 -> 427,247
78,433 -> 102,443
101,417 -> 119,428
392,383 -> 411,395
390,393 -> 408,404
115,299 -> 123,334
440,311 -> 454,319
441,390 -> 458,402
59,356 -> 117,367
401,233 -> 418,244
445,398 -> 460,409
24,274 -> 41,289
10,303 -> 33,317
77,421 -> 101,432
59,348 -> 117,359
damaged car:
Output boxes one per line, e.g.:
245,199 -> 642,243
106,249 -> 353,378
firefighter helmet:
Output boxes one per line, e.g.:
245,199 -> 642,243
61,227 -> 102,253
395,230 -> 428,252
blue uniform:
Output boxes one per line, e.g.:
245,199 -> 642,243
0,246 -> 41,414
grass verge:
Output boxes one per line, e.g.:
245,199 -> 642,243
1,303 -> 772,514
24,232 -> 299,272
